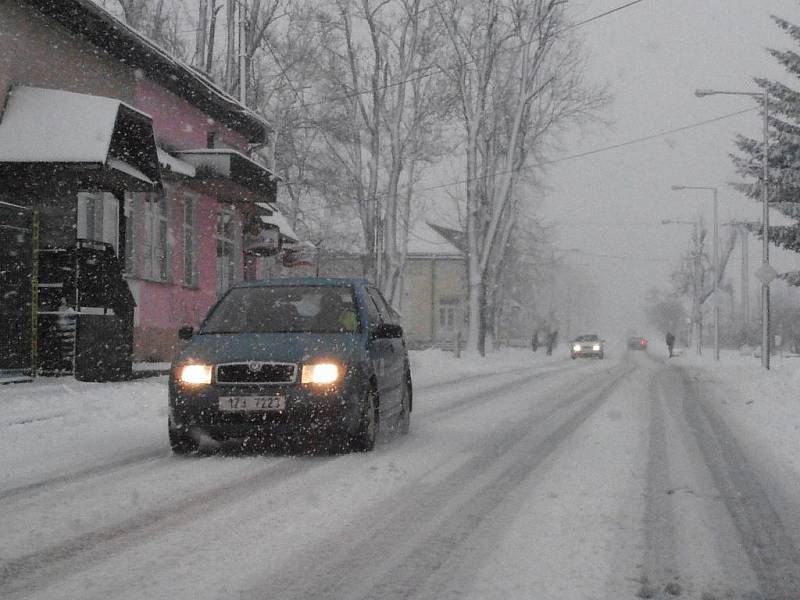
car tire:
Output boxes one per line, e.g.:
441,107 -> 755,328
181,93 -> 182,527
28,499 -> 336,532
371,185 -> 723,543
168,422 -> 197,455
397,379 -> 411,435
351,385 -> 378,452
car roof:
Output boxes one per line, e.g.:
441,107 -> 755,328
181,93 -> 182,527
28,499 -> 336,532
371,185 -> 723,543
233,277 -> 370,289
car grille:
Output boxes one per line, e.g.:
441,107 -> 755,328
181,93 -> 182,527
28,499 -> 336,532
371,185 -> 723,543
216,362 -> 297,384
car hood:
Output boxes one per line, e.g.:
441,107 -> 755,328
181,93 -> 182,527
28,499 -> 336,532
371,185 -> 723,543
174,332 -> 363,366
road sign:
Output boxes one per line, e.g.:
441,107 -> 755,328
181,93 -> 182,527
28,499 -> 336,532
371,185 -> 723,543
754,263 -> 778,285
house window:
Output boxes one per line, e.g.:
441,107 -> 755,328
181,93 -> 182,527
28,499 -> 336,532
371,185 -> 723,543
143,196 -> 170,282
215,210 -> 238,295
437,297 -> 459,332
182,196 -> 198,287
77,192 -> 118,252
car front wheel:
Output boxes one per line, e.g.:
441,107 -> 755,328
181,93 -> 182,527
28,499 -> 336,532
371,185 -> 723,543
350,385 -> 378,451
397,380 -> 411,435
168,421 -> 197,455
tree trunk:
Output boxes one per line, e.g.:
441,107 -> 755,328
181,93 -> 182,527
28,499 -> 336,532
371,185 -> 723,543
196,0 -> 208,69
225,0 -> 237,92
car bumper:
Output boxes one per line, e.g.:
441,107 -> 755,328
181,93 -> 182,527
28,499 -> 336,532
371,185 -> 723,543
169,379 -> 366,441
571,350 -> 603,358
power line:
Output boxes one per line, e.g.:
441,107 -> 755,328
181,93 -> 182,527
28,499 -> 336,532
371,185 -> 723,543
292,0 -> 650,110
395,107 -> 757,198
567,0 -> 647,29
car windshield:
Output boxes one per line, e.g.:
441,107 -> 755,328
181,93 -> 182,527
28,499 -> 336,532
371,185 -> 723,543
201,285 -> 359,334
575,335 -> 599,342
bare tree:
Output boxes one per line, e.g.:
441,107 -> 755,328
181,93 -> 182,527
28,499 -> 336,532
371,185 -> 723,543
671,219 -> 736,354
434,0 -> 605,355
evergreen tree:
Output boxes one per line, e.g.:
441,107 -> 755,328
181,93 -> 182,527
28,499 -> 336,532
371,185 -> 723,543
731,14 -> 800,283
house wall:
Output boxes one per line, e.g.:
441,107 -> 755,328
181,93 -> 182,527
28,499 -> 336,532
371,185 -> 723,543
134,79 -> 250,153
128,81 -> 254,360
0,2 -> 265,363
0,2 -> 136,107
129,188 -> 225,361
401,256 -> 466,347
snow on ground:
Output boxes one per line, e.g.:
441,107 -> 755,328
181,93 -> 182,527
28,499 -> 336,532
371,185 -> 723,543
0,348 -> 550,491
670,346 -> 800,495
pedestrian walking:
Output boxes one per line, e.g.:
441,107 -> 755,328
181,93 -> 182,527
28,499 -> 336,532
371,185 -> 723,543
546,330 -> 558,356
531,331 -> 539,353
666,331 -> 675,358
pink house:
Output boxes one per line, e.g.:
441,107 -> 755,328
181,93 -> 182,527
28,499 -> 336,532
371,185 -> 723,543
0,0 -> 289,378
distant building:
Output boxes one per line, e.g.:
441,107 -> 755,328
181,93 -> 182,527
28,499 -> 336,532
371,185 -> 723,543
401,222 -> 466,348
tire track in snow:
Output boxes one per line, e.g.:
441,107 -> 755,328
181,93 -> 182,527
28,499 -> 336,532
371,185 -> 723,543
0,360 -> 577,501
244,362 -> 634,600
638,368 -> 681,598
0,455 -> 328,598
0,449 -> 168,502
0,361 -> 596,596
682,371 -> 800,599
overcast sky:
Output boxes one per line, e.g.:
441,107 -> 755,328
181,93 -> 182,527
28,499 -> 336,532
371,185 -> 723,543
542,0 -> 800,335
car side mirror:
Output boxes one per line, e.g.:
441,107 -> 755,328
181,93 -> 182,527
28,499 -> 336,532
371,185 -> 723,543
371,323 -> 403,339
178,325 -> 194,341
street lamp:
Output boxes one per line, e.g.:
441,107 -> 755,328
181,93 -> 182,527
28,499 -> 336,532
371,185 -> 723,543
695,87 -> 771,369
671,185 -> 719,360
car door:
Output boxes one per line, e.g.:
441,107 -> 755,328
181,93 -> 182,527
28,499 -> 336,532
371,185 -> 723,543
365,287 -> 403,417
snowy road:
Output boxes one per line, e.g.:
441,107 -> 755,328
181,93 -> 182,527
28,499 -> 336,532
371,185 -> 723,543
1,351 -> 799,599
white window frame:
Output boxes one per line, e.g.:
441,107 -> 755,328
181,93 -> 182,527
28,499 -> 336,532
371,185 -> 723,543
215,209 -> 238,295
182,194 -> 199,287
77,191 -> 118,252
143,194 -> 170,282
437,297 -> 459,332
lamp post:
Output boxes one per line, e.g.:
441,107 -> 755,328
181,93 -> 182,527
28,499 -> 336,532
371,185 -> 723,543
671,185 -> 719,360
695,88 -> 771,369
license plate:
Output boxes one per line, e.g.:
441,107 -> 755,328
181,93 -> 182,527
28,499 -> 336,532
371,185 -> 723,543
218,395 -> 285,412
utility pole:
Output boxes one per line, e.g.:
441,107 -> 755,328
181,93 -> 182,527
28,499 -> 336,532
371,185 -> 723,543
739,224 -> 749,343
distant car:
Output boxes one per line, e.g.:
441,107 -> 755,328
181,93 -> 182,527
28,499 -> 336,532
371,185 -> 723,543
168,278 -> 412,453
571,334 -> 604,359
628,336 -> 648,351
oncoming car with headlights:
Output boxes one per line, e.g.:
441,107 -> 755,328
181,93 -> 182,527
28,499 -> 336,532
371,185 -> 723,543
570,334 -> 604,359
168,278 -> 411,453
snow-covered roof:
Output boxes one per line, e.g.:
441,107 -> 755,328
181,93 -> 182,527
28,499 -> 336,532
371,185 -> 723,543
106,158 -> 154,185
406,221 -> 463,256
260,211 -> 299,243
157,148 -> 196,178
0,86 -> 149,163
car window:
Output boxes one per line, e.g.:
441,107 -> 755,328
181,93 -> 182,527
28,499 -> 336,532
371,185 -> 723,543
201,285 -> 359,334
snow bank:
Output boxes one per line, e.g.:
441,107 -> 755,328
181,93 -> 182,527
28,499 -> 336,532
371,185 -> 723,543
674,350 -> 800,483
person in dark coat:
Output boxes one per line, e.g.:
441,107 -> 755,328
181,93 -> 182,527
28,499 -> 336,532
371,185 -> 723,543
665,331 -> 675,358
531,331 -> 539,352
546,330 -> 558,356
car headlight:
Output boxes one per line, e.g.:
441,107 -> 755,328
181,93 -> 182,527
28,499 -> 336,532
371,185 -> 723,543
573,344 -> 581,352
592,344 -> 601,351
301,362 -> 341,385
179,364 -> 213,385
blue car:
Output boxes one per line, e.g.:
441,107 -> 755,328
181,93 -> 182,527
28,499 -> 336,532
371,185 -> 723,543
168,278 -> 412,453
